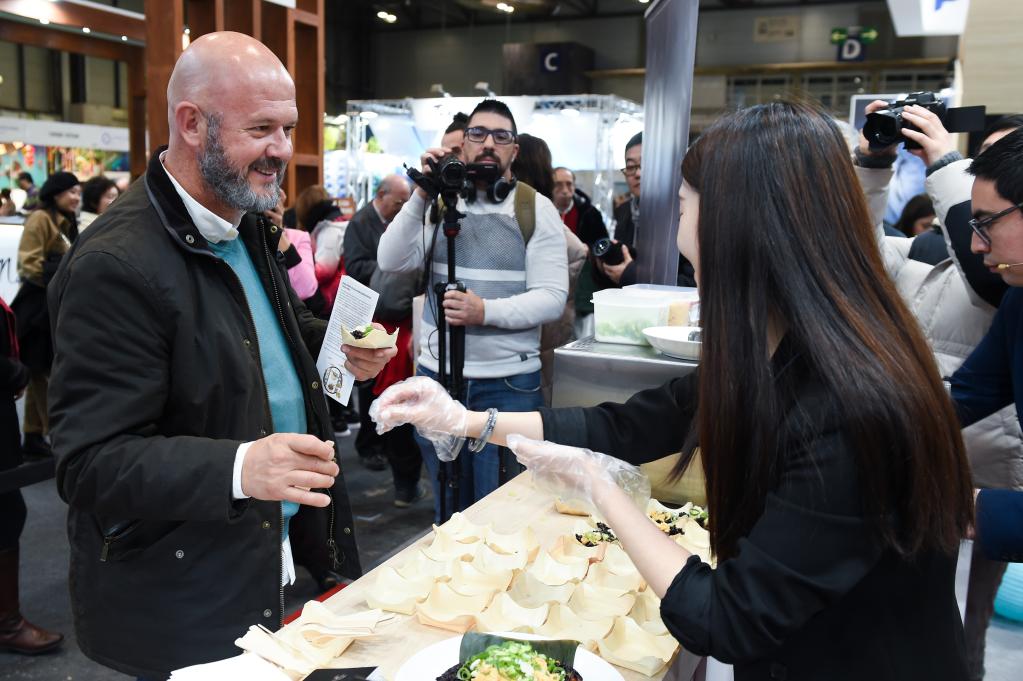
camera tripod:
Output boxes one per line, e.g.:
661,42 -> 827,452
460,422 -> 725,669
407,164 -> 515,523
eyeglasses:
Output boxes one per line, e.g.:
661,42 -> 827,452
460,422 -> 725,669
969,202 -> 1023,246
621,163 -> 641,177
465,126 -> 516,145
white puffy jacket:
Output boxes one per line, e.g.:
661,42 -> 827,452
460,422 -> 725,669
857,163 -> 1023,489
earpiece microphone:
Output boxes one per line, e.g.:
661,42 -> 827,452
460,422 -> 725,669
996,262 -> 1023,270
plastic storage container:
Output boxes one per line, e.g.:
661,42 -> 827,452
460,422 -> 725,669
592,289 -> 670,345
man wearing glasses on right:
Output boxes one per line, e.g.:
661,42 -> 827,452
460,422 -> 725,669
948,126 -> 1023,621
599,132 -> 697,287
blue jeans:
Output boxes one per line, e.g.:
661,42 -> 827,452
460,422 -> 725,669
415,365 -> 544,523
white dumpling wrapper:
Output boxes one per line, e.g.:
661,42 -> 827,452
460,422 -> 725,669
475,592 -> 550,633
483,525 -> 539,561
567,581 -> 636,619
448,558 -> 513,597
415,582 -> 494,634
422,530 -> 481,562
526,548 -> 589,586
597,615 -> 678,677
433,512 -> 489,544
601,543 -> 639,576
536,603 -> 612,650
474,541 -> 529,573
396,550 -> 454,581
584,560 -> 645,595
365,566 -> 434,615
507,571 -> 576,609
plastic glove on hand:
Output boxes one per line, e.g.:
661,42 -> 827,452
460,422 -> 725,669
369,376 -> 468,462
506,434 -> 651,516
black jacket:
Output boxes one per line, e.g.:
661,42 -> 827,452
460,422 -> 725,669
612,198 -> 697,288
47,152 -> 362,678
540,338 -> 967,681
569,190 -> 608,247
342,202 -> 386,287
0,302 -> 29,471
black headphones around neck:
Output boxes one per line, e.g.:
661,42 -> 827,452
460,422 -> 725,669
466,175 -> 517,204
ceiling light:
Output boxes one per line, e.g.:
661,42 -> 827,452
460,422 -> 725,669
376,11 -> 397,23
496,3 -> 515,12
359,111 -> 378,120
561,107 -> 580,117
121,35 -> 128,41
82,26 -> 91,33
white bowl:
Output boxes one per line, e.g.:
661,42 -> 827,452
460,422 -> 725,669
642,326 -> 701,360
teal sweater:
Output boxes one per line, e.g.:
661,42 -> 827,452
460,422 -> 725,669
209,238 -> 306,538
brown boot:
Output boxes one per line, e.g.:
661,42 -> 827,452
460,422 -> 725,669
0,547 -> 63,654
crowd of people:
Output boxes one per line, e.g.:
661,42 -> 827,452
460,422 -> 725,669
1,27 -> 1022,681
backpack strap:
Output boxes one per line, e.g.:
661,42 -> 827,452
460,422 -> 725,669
513,182 -> 536,246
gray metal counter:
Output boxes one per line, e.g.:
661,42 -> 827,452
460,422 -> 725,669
551,336 -> 698,408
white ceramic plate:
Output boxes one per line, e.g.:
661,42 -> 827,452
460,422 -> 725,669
395,631 -> 625,681
643,326 -> 701,360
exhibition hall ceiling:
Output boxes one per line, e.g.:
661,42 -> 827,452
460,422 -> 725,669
359,0 -> 887,30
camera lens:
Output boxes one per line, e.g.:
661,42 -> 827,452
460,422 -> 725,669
592,237 -> 624,266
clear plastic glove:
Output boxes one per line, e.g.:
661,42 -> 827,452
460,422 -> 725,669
506,434 -> 651,516
369,376 -> 468,462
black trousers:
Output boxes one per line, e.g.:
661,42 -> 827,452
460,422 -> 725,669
0,490 -> 26,551
356,381 -> 422,494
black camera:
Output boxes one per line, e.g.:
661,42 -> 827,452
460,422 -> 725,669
406,155 -> 503,204
863,92 -> 985,151
429,154 -> 469,192
592,237 -> 625,266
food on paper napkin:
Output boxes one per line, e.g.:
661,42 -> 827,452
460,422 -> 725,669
536,603 -> 613,651
366,566 -> 434,615
340,324 -> 399,349
573,521 -> 618,547
597,616 -> 678,677
416,582 -> 496,633
507,571 -> 576,609
438,633 -> 583,681
526,549 -> 589,587
567,582 -> 636,620
474,592 -> 550,633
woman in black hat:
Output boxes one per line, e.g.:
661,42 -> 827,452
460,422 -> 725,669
12,171 -> 80,458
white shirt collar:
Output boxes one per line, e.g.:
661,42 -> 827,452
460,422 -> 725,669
558,198 -> 575,216
371,200 -> 388,226
159,152 -> 239,243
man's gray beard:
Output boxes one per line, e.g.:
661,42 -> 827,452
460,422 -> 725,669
198,115 -> 284,213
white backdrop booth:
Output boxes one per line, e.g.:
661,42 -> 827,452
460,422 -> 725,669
333,95 -> 643,232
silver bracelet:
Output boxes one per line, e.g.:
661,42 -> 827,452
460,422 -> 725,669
468,408 -> 499,454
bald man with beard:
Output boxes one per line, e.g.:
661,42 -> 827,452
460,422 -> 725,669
46,33 -> 396,678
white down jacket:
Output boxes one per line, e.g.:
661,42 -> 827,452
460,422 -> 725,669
857,162 -> 1023,489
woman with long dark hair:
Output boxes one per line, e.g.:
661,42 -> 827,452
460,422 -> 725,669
372,101 -> 974,679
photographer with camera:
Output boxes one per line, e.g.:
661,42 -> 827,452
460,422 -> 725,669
857,98 -> 1023,681
376,99 -> 567,521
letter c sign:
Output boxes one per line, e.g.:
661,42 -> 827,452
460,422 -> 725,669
542,51 -> 560,73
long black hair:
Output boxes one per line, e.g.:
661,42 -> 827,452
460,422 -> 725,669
511,133 -> 554,200
676,100 -> 973,561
